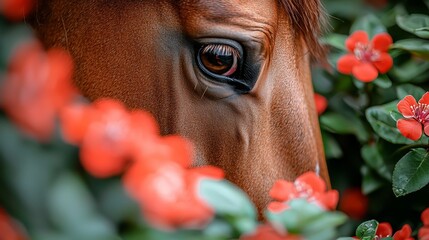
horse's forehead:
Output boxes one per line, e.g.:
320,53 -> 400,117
179,0 -> 277,19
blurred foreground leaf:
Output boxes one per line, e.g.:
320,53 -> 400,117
396,14 -> 429,39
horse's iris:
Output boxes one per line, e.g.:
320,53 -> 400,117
199,44 -> 239,77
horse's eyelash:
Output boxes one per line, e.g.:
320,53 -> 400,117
202,44 -> 241,59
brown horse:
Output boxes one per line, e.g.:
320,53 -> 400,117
29,0 -> 329,211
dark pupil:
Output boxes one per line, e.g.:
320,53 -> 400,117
200,49 -> 234,75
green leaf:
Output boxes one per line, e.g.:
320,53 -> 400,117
366,101 -> 423,144
390,60 -> 429,83
322,131 -> 343,159
392,148 -> 429,197
199,179 -> 257,235
396,14 -> 429,39
361,144 -> 392,180
265,200 -> 347,240
361,166 -> 385,194
350,14 -> 387,38
320,113 -> 356,134
321,33 -> 348,50
390,110 -> 403,122
47,172 -> 117,239
320,112 -> 369,142
396,84 -> 426,99
392,39 -> 429,60
373,75 -> 392,89
356,220 -> 378,239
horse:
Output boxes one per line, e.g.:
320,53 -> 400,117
29,0 -> 329,212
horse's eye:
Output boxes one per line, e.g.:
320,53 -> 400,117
198,44 -> 240,77
196,41 -> 254,93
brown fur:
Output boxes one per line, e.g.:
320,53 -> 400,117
29,0 -> 329,213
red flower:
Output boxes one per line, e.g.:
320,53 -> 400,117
422,208 -> 429,226
314,93 -> 328,116
123,159 -> 223,230
419,208 -> 429,240
60,99 -> 159,178
337,30 -> 393,82
393,224 -> 414,240
419,227 -> 429,240
338,188 -> 368,220
1,42 -> 76,141
0,0 -> 34,20
377,222 -> 393,238
268,172 -> 339,212
240,224 -> 302,240
396,93 -> 429,141
0,208 -> 27,240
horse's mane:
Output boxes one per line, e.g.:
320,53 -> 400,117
279,0 -> 327,60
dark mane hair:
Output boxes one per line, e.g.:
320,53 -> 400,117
279,0 -> 327,60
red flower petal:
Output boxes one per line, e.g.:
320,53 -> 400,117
296,172 -> 326,193
352,62 -> 378,82
0,208 -> 27,240
267,201 -> 288,213
338,188 -> 368,220
371,33 -> 393,52
373,52 -> 393,74
397,95 -> 418,118
397,118 -> 422,141
80,127 -> 130,178
269,180 -> 296,201
337,54 -> 360,74
1,0 -> 34,21
319,190 -> 339,210
59,104 -> 95,144
346,30 -> 369,52
377,222 -> 393,238
188,166 -> 225,180
419,92 -> 429,105
419,226 -> 429,240
422,208 -> 429,226
393,224 -> 413,240
314,93 -> 328,116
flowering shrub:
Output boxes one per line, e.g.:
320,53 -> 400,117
1,0 -> 429,239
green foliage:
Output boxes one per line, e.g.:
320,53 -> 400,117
396,14 -> 429,39
392,148 -> 429,197
356,220 -> 378,240
199,179 -> 258,237
266,199 -> 347,240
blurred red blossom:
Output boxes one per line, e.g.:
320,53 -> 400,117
396,93 -> 429,141
422,208 -> 429,226
393,224 -> 414,240
240,224 -> 302,240
0,208 -> 26,240
338,188 -> 368,220
364,0 -> 388,8
124,159 -> 223,230
60,99 -> 159,177
377,222 -> 393,238
0,0 -> 34,20
314,93 -> 328,116
268,172 -> 339,212
1,42 -> 76,141
419,208 -> 429,240
337,30 -> 393,82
